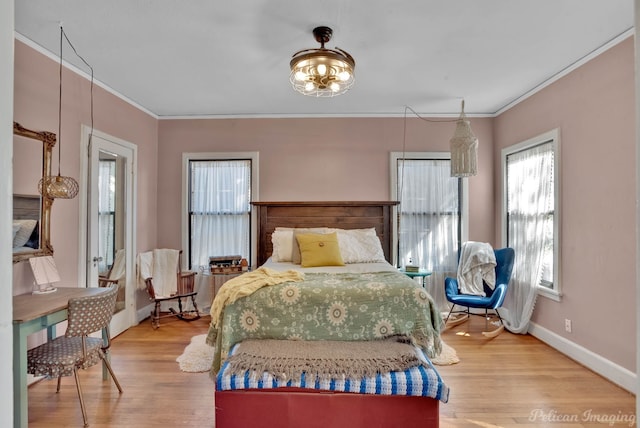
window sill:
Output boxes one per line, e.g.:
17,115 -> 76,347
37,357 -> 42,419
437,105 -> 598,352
537,286 -> 561,302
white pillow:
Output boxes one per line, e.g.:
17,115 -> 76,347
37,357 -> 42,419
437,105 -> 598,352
333,228 -> 386,263
271,230 -> 295,262
12,223 -> 20,240
13,219 -> 37,248
273,227 -> 329,264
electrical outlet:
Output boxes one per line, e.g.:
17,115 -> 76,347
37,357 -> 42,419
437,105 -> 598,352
564,319 -> 572,333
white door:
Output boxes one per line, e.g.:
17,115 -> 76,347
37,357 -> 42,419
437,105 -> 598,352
81,127 -> 137,337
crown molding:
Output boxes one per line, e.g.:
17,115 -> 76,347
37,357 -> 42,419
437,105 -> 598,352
14,32 -> 158,120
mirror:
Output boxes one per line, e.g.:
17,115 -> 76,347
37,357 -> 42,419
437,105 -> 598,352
12,121 -> 54,263
97,149 -> 126,313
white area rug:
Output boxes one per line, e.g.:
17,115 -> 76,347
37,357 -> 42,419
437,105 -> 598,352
177,334 -> 459,372
431,341 -> 460,365
176,334 -> 214,373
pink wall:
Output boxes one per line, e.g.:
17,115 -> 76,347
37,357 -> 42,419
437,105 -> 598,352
14,33 -> 635,374
12,40 -> 159,297
157,117 -> 495,249
494,37 -> 636,370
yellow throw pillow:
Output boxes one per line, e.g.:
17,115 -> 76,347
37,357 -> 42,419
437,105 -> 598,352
296,232 -> 345,267
291,228 -> 327,264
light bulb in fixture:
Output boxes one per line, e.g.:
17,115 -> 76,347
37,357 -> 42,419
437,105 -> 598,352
39,174 -> 80,199
289,26 -> 355,97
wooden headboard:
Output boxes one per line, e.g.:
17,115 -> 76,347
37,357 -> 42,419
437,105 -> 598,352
13,194 -> 40,220
252,201 -> 398,266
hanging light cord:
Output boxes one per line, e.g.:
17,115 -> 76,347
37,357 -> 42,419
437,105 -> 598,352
58,25 -> 95,160
397,102 -> 466,266
397,107 -> 409,267
56,26 -> 63,178
404,104 -> 462,124
398,103 -> 462,207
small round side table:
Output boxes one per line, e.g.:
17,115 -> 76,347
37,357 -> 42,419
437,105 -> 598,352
398,268 -> 432,288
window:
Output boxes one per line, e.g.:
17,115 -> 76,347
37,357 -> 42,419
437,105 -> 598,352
503,129 -> 560,299
391,152 -> 468,308
183,153 -> 258,271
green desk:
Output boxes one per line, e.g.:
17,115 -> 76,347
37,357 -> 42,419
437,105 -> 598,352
398,268 -> 432,288
13,287 -> 108,428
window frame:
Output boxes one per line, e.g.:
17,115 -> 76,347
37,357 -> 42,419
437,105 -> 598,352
390,151 -> 469,267
501,129 -> 561,301
182,152 -> 259,268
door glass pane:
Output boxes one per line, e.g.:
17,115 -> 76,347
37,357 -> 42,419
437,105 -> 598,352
98,150 -> 126,313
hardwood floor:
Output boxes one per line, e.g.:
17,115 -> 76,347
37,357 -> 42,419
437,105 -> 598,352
28,315 -> 215,428
437,316 -> 636,428
27,314 -> 635,427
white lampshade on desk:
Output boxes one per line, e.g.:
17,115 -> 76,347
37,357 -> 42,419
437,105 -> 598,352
29,256 -> 60,294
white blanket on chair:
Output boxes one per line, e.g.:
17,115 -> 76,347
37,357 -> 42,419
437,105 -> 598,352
109,249 -> 126,281
136,249 -> 179,297
457,241 -> 496,296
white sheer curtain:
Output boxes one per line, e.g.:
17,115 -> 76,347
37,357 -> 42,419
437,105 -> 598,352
189,160 -> 251,271
503,142 -> 554,333
398,159 -> 460,310
98,159 -> 115,273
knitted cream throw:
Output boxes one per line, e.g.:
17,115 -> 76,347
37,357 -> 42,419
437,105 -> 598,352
209,267 -> 304,329
224,338 -> 425,381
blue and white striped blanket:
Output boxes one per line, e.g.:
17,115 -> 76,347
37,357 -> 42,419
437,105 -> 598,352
216,343 -> 449,403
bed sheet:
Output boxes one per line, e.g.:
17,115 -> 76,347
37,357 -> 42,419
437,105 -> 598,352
261,257 -> 399,274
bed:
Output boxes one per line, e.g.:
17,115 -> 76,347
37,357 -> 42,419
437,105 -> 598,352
209,201 -> 448,428
12,194 -> 41,254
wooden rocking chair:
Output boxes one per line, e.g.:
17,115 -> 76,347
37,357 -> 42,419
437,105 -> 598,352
140,249 -> 201,329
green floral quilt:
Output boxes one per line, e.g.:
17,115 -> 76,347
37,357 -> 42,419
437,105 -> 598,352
207,270 -> 442,374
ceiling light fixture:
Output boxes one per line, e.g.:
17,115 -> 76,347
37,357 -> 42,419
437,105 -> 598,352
449,100 -> 478,177
290,26 -> 355,97
39,25 -> 80,199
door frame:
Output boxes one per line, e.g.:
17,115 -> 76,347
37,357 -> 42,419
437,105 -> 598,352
79,125 -> 138,336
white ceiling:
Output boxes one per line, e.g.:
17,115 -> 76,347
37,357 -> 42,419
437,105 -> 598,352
15,1 -> 634,118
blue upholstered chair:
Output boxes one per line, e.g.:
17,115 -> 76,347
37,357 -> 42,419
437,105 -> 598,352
444,247 -> 515,336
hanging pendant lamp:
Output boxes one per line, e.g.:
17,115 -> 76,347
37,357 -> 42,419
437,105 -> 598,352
290,26 -> 355,97
449,100 -> 478,177
39,25 -> 79,199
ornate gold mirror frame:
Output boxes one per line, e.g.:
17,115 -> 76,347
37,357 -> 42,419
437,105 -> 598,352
13,121 -> 55,263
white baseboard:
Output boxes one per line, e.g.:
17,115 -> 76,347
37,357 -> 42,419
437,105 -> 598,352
528,321 -> 636,393
136,303 -> 153,324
